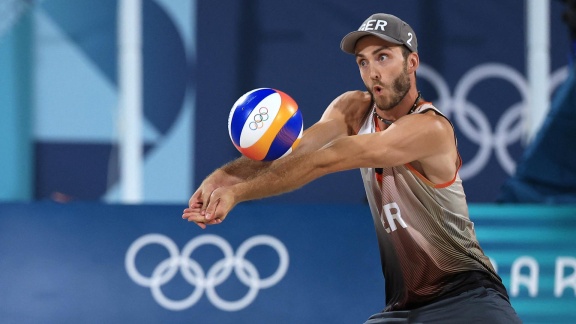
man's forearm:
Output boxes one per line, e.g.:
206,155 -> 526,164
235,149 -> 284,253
231,150 -> 332,203
215,156 -> 272,185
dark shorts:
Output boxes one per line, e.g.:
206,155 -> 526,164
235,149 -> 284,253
364,287 -> 523,324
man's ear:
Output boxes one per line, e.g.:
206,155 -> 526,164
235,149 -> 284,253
407,53 -> 419,73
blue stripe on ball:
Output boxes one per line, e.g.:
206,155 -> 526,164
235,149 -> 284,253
263,110 -> 303,161
230,88 -> 276,146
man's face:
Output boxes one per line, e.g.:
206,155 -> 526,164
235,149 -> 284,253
354,36 -> 411,111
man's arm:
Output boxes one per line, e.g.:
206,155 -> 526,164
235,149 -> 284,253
184,90 -> 372,227
189,157 -> 269,207
189,110 -> 458,224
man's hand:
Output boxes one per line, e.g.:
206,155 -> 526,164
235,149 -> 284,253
184,169 -> 240,229
182,205 -> 222,229
182,186 -> 238,228
183,189 -> 221,229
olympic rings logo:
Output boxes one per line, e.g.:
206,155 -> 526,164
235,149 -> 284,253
249,107 -> 269,130
125,234 -> 289,311
418,63 -> 568,179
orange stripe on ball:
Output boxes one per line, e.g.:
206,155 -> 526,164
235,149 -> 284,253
291,137 -> 301,150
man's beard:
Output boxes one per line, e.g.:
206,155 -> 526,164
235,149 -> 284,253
367,63 -> 411,111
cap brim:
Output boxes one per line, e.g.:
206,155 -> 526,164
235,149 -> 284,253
340,31 -> 403,54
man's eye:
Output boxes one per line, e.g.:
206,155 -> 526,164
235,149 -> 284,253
379,55 -> 387,61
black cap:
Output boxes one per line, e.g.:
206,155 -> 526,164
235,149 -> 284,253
340,13 -> 418,54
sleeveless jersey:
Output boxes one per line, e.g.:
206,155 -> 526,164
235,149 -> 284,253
358,102 -> 504,311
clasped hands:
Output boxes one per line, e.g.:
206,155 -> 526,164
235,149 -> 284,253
182,185 -> 237,229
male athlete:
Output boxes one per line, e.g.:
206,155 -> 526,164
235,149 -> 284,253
183,13 -> 522,323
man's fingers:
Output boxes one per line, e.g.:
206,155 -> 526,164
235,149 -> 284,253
182,207 -> 222,229
189,188 -> 203,208
204,196 -> 219,221
200,185 -> 218,216
205,188 -> 234,223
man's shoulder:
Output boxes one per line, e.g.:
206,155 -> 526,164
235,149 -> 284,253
338,90 -> 372,107
325,90 -> 372,123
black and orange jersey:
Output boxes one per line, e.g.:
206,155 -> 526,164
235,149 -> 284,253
358,102 -> 505,311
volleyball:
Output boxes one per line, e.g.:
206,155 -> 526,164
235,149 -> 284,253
228,88 -> 303,161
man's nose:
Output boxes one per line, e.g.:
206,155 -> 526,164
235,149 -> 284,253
369,65 -> 380,80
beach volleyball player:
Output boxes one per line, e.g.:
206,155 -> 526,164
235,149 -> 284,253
183,13 -> 522,323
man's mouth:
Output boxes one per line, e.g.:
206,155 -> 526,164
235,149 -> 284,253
373,85 -> 383,95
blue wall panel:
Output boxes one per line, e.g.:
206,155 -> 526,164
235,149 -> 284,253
0,203 -> 574,323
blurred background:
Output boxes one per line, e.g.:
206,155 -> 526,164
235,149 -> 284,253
0,0 -> 575,323
0,0 -> 573,204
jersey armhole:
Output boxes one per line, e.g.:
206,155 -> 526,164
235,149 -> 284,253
405,153 -> 462,189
